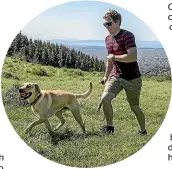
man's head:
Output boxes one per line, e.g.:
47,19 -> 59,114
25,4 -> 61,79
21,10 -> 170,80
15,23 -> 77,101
103,9 -> 122,35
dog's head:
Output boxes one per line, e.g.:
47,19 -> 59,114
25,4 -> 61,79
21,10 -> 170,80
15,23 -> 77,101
19,83 -> 40,100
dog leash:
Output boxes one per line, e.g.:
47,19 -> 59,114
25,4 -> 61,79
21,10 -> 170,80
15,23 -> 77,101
97,102 -> 105,121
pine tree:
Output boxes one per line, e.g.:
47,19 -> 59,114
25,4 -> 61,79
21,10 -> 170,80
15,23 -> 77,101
6,31 -> 105,72
42,48 -> 49,65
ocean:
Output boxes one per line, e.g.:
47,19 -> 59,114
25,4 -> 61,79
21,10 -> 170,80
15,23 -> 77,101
50,39 -> 163,49
49,39 -> 171,76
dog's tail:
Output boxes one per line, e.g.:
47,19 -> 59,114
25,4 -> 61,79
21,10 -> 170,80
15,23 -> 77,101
74,82 -> 93,99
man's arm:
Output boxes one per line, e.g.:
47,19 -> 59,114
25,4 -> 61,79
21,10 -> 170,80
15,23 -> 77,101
107,47 -> 137,62
104,59 -> 113,78
101,59 -> 113,84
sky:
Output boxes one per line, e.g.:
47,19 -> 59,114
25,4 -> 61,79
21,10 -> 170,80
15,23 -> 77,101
21,1 -> 158,41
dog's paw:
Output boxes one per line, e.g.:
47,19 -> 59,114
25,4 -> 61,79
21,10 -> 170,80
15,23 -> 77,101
49,131 -> 57,137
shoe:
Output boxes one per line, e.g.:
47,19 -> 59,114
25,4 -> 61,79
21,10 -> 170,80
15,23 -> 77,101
139,129 -> 147,136
101,125 -> 114,134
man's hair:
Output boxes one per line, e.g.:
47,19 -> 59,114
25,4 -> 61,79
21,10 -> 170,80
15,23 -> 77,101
103,9 -> 122,26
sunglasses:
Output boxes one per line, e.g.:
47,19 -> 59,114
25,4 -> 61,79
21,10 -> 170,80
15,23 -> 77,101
103,21 -> 113,27
103,20 -> 117,27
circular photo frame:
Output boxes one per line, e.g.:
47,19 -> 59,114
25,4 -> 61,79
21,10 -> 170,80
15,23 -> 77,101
1,1 -> 171,168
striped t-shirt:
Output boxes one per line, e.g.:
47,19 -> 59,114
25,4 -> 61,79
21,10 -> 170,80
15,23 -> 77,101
105,29 -> 141,80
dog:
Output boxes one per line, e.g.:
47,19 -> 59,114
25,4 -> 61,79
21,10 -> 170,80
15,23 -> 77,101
19,82 -> 92,135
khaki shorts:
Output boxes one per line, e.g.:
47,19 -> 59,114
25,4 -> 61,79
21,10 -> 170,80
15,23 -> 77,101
101,76 -> 142,105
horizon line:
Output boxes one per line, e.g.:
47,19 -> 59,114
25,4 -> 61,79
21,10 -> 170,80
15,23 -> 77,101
47,39 -> 160,42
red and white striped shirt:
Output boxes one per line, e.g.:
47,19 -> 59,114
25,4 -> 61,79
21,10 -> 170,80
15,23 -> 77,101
105,29 -> 141,80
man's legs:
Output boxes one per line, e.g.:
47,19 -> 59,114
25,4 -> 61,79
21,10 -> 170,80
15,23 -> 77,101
101,77 -> 123,133
122,77 -> 147,135
129,104 -> 146,132
101,93 -> 114,126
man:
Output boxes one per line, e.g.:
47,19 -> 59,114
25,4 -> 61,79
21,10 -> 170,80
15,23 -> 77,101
100,9 -> 147,135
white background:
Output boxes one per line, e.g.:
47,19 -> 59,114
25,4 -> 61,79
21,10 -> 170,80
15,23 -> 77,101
0,0 -> 172,169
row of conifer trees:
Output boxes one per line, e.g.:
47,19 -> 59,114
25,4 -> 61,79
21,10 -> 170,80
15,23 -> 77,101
6,32 -> 105,72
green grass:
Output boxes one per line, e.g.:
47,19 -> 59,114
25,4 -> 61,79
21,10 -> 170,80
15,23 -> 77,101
1,57 -> 172,167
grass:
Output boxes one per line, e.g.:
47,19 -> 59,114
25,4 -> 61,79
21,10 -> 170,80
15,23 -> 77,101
1,57 -> 172,167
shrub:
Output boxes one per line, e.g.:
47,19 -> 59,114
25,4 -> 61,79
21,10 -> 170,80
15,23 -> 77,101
72,69 -> 84,76
2,72 -> 20,80
29,67 -> 49,76
2,84 -> 29,107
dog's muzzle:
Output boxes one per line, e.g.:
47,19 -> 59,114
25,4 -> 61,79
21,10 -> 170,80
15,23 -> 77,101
19,89 -> 32,100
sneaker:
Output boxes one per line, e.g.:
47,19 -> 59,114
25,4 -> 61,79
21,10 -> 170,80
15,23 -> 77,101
139,129 -> 147,136
101,125 -> 114,134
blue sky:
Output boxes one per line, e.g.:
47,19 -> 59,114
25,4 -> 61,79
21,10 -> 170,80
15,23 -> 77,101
22,1 -> 158,41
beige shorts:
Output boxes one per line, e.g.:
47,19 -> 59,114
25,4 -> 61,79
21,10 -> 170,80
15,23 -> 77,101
101,76 -> 142,106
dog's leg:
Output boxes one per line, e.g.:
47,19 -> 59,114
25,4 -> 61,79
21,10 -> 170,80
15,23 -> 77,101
68,101 -> 86,133
25,118 -> 45,134
54,111 -> 66,131
43,119 -> 53,134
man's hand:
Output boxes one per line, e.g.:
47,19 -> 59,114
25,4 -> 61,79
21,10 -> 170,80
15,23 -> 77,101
100,77 -> 107,85
106,54 -> 115,61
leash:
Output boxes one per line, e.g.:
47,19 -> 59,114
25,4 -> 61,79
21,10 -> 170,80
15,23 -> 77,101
97,102 -> 105,121
97,102 -> 102,113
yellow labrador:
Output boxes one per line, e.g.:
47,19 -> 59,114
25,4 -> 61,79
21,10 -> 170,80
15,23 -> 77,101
19,82 -> 92,135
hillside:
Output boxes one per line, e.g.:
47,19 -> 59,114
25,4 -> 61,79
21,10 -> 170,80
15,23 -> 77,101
1,57 -> 171,167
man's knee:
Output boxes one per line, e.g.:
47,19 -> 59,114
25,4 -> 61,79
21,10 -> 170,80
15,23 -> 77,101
101,92 -> 114,104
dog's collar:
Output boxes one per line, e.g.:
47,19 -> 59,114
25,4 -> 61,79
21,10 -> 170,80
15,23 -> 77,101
30,94 -> 42,106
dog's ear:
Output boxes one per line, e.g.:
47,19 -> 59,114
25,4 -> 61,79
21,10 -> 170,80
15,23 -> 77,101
34,83 -> 41,93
